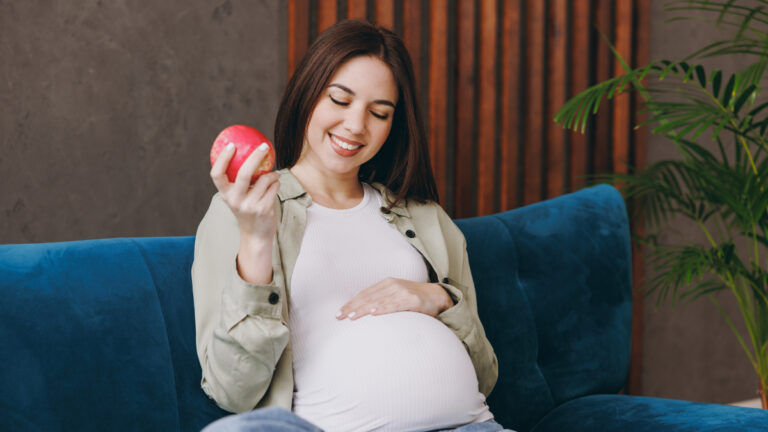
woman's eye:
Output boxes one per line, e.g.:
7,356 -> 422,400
329,96 -> 349,106
330,94 -> 389,120
371,111 -> 389,120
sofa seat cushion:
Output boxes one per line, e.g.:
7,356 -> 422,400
530,394 -> 768,432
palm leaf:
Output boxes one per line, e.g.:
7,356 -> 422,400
734,84 -> 758,113
712,69 -> 723,98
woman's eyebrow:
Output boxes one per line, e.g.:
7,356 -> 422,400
329,83 -> 396,108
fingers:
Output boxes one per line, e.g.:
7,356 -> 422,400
231,143 -> 272,196
336,306 -> 380,321
248,171 -> 281,203
210,142 -> 236,192
262,174 -> 281,201
337,278 -> 407,321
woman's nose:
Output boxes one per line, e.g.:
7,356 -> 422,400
343,106 -> 366,135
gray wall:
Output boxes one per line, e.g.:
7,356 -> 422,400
1,0 -> 760,406
1,0 -> 287,243
643,1 -> 760,404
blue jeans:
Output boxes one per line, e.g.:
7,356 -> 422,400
202,406 -> 517,432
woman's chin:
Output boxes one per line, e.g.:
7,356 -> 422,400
320,157 -> 364,177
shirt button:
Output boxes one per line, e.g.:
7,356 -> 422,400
406,230 -> 416,238
268,292 -> 280,305
380,207 -> 391,214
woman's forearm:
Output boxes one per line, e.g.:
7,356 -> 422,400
236,234 -> 274,285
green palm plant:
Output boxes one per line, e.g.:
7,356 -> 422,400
555,0 -> 768,408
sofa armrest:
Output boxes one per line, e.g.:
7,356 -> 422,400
530,394 -> 768,432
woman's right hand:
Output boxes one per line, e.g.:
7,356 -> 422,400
210,142 -> 280,242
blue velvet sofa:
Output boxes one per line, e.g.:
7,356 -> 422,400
1,185 -> 766,431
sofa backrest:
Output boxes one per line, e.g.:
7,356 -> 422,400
456,184 -> 633,431
0,237 -> 227,431
0,184 -> 632,432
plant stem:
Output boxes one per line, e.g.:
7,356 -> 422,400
696,219 -> 719,248
754,224 -> 760,268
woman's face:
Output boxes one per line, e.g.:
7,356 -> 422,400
300,55 -> 399,177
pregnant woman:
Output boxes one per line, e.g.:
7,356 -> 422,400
193,19 -> 513,432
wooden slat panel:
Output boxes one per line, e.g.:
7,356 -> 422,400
569,0 -> 590,191
454,0 -> 477,218
628,0 -> 651,397
500,0 -> 522,211
593,0 -> 613,174
347,0 -> 367,19
546,0 -> 568,199
477,0 -> 498,216
402,0 -> 422,89
374,0 -> 395,29
429,0 -> 449,206
523,0 -> 546,205
288,0 -> 310,76
317,0 -> 338,33
613,0 -> 633,174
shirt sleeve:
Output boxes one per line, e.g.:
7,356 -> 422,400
433,209 -> 499,399
191,193 -> 289,413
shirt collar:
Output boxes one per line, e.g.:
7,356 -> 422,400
276,168 -> 308,202
369,182 -> 410,218
276,168 -> 410,218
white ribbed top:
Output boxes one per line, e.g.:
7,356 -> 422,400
289,183 -> 493,432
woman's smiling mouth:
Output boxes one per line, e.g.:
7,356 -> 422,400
329,133 -> 364,156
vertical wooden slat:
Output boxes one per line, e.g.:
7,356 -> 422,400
454,0 -> 477,218
546,0 -> 568,199
429,1 -> 449,207
569,0 -> 591,191
523,0 -> 546,205
628,0 -> 651,397
593,0 -> 613,174
613,0 -> 633,174
402,1 -> 422,87
445,0 -> 457,215
317,0 -> 338,33
288,0 -> 311,77
500,0 -> 522,211
477,0 -> 498,216
347,0 -> 367,19
374,0 -> 395,29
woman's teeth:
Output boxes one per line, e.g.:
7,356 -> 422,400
331,134 -> 362,151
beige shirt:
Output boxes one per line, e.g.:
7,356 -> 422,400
192,168 -> 499,414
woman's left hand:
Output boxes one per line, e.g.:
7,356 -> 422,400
336,278 -> 454,320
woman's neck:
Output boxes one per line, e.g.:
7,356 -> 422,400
289,164 -> 365,210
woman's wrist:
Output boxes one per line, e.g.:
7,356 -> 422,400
433,282 -> 455,314
239,232 -> 273,250
236,234 -> 274,285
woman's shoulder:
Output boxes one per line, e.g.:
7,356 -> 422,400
369,182 -> 460,235
369,182 -> 443,212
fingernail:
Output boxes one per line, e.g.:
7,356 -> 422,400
370,308 -> 376,313
258,142 -> 269,152
226,142 -> 235,151
335,311 -> 342,318
348,311 -> 356,318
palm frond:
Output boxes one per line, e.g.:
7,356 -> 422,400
554,64 -> 654,133
645,242 -> 744,307
664,0 -> 768,35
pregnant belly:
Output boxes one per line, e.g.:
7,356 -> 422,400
292,311 -> 488,431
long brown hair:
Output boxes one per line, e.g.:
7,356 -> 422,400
273,19 -> 439,207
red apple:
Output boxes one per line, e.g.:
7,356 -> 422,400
210,125 -> 275,184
